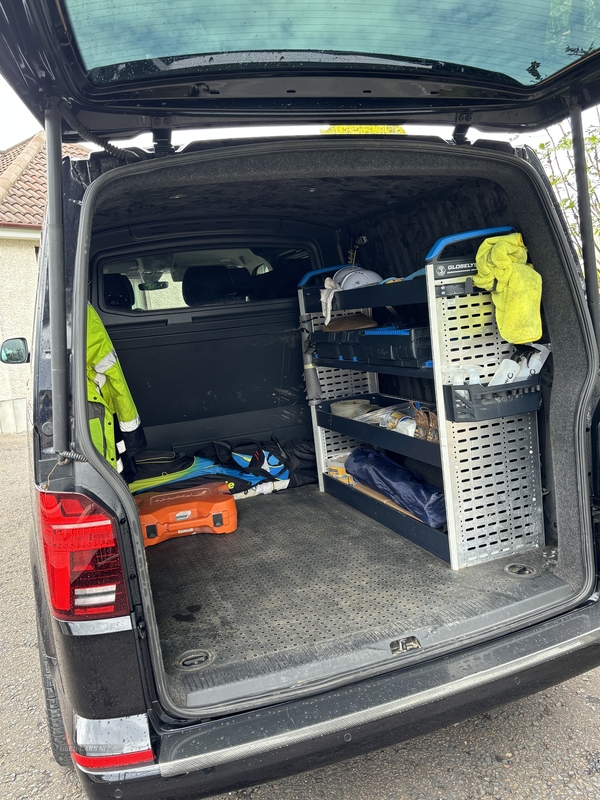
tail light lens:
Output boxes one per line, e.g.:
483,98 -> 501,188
37,489 -> 129,620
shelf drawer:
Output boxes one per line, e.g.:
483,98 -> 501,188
312,327 -> 432,368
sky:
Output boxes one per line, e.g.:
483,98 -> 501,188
0,71 -> 593,154
0,76 -> 41,149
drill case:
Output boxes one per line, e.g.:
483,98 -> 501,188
135,482 -> 237,547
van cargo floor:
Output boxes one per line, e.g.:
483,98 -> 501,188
145,485 -> 571,712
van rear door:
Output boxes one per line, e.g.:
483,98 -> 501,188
1,1 -> 600,137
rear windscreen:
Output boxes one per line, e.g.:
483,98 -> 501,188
64,0 -> 600,87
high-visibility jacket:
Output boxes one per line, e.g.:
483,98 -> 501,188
87,304 -> 146,473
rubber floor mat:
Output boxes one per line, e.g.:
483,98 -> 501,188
145,486 -> 569,711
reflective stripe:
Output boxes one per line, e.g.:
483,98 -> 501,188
94,349 -> 117,375
119,415 -> 141,433
72,749 -> 154,770
116,439 -> 126,454
88,403 -> 107,459
117,458 -> 124,473
55,615 -> 133,636
74,713 -> 152,758
73,762 -> 160,780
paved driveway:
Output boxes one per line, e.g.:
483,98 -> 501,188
2,432 -> 600,800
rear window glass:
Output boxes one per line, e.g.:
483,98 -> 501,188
101,247 -> 311,312
64,0 -> 600,87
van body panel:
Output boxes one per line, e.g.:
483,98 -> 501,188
2,3 -> 600,793
3,1 -> 600,135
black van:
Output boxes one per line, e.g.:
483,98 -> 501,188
3,2 -> 600,798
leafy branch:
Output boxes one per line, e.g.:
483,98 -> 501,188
535,108 -> 600,262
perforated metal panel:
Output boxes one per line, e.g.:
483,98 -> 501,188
449,414 -> 542,567
427,271 -> 544,569
299,302 -> 377,486
438,293 -> 513,383
313,365 -> 372,487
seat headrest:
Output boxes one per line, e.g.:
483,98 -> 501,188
182,265 -> 236,306
104,273 -> 135,309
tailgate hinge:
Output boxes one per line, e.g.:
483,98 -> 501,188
152,122 -> 175,157
453,116 -> 471,145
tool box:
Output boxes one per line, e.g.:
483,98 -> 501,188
310,329 -> 362,360
311,326 -> 431,367
135,482 -> 237,547
359,327 -> 432,367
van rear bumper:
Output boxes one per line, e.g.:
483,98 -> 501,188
78,594 -> 600,799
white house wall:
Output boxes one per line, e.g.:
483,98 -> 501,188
0,231 -> 39,434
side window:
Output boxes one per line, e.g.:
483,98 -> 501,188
101,247 -> 311,312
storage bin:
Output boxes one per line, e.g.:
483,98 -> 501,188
359,326 -> 431,367
311,326 -> 431,367
135,482 -> 238,547
310,330 -> 361,360
442,373 -> 541,422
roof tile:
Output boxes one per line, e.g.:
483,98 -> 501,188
0,134 -> 89,227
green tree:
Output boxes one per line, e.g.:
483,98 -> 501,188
321,124 -> 407,135
534,112 -> 600,260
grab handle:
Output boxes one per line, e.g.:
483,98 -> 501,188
425,227 -> 515,262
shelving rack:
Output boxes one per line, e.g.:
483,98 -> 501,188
426,255 -> 544,569
299,238 -> 544,570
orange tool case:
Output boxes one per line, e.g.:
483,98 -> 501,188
134,483 -> 237,547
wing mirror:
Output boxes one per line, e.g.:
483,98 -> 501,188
1,337 -> 30,364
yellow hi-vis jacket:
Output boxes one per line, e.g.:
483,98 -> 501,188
86,304 -> 145,472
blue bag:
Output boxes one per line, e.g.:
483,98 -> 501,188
345,448 -> 446,529
130,456 -> 269,495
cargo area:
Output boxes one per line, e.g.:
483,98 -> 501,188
81,138 -> 595,716
146,485 -> 569,712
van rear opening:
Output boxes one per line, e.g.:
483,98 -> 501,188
76,138 -> 595,718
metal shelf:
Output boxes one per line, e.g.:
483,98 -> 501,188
301,277 -> 427,313
314,357 -> 433,380
316,394 -> 441,467
324,474 -> 450,564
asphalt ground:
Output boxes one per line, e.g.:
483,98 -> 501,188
3,431 -> 600,800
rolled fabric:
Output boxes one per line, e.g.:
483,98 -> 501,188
346,448 -> 446,529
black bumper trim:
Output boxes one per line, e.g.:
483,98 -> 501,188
78,597 -> 600,798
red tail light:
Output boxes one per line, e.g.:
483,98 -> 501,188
37,489 -> 129,620
69,747 -> 155,770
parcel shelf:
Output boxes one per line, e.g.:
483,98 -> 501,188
323,473 -> 450,564
317,394 -> 441,468
301,276 -> 427,314
313,356 -> 434,380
